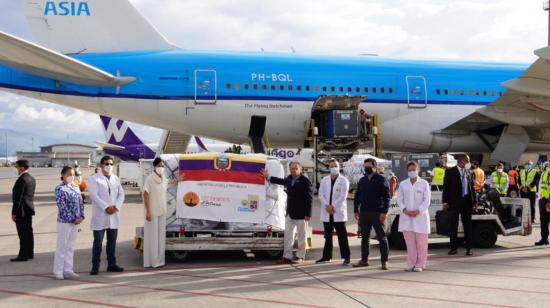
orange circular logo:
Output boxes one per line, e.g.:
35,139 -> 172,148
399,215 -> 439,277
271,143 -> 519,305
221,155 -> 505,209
183,192 -> 200,207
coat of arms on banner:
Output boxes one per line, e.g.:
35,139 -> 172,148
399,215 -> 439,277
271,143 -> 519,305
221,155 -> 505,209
214,155 -> 231,171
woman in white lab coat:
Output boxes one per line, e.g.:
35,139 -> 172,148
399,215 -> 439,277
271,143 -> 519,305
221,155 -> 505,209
317,159 -> 351,265
397,161 -> 431,272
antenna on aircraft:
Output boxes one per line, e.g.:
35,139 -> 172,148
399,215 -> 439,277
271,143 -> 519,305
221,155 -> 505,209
261,48 -> 265,52
544,1 -> 550,45
291,47 -> 296,53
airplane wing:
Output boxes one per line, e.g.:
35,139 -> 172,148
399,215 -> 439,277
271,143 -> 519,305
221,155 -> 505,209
441,46 -> 550,162
0,31 -> 135,87
95,141 -> 126,151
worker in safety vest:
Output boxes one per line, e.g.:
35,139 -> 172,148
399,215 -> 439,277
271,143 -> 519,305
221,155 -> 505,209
471,161 -> 485,192
519,160 -> 540,223
536,162 -> 550,246
431,162 -> 445,191
488,163 -> 509,197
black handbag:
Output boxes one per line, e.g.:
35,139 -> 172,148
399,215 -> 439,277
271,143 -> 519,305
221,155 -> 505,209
435,210 -> 458,237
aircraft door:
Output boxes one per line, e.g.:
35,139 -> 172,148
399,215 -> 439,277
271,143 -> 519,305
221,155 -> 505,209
194,69 -> 217,104
405,76 -> 427,108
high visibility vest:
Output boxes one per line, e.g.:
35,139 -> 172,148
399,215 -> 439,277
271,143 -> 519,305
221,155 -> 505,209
541,170 -> 550,199
473,168 -> 485,191
520,169 -> 538,192
491,172 -> 508,196
432,167 -> 445,185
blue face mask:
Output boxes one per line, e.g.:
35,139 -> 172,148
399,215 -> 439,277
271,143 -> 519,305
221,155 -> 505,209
364,167 -> 373,175
525,164 -> 532,170
408,171 -> 418,178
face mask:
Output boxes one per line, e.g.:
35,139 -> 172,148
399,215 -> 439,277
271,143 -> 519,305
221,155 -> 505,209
155,167 -> 164,175
525,164 -> 531,170
104,165 -> 113,175
497,168 -> 503,173
408,171 -> 418,178
329,167 -> 339,176
464,163 -> 472,170
364,167 -> 373,175
66,176 -> 75,184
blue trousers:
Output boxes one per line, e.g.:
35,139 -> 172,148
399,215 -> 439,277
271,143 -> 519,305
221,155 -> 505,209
92,228 -> 118,269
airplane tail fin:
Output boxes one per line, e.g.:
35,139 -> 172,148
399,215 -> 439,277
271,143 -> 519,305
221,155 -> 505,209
194,136 -> 210,152
21,0 -> 175,54
100,115 -> 147,148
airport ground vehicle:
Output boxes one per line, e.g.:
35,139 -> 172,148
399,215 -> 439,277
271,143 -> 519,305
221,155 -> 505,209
384,191 -> 532,249
134,153 -> 311,262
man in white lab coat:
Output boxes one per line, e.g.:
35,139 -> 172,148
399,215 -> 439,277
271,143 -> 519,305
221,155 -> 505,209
316,159 -> 351,265
87,156 -> 125,275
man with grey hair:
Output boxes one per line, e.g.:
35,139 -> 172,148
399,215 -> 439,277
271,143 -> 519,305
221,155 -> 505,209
263,161 -> 313,264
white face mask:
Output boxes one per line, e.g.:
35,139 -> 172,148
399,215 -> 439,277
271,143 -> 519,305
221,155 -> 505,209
66,176 -> 75,184
104,165 -> 113,175
330,167 -> 339,176
464,162 -> 472,170
155,167 -> 164,175
497,168 -> 503,173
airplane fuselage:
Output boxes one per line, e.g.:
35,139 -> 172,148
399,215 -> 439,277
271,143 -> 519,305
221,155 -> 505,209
0,50 -> 535,153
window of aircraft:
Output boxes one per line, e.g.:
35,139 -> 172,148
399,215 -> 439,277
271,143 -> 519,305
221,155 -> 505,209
339,86 -> 344,92
498,91 -> 503,96
271,84 -> 276,91
331,86 -> 336,91
356,87 -> 361,92
483,90 -> 487,96
491,90 -> 495,96
314,85 -> 319,91
235,83 -> 241,90
288,85 -> 293,91
436,89 -> 441,95
381,87 -> 385,94
244,83 -> 249,90
226,83 -> 231,90
297,85 -> 302,91
322,86 -> 327,92
305,85 -> 310,91
468,89 -> 472,96
372,87 -> 377,93
475,90 -> 480,96
347,86 -> 352,92
253,84 -> 258,90
262,84 -> 267,90
389,87 -> 393,94
364,87 -> 369,93
459,89 -> 464,96
279,85 -> 285,91
452,89 -> 456,96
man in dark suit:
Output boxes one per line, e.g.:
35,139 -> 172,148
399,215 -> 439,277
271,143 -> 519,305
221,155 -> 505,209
11,160 -> 36,262
442,154 -> 475,256
263,162 -> 312,264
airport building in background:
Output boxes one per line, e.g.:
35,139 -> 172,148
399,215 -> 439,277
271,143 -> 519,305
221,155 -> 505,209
16,144 -> 103,167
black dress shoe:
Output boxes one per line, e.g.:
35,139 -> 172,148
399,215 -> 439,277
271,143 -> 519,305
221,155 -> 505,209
535,239 -> 549,246
448,249 -> 458,255
90,268 -> 99,275
466,249 -> 473,256
315,258 -> 331,264
107,265 -> 124,272
343,259 -> 351,266
10,257 -> 28,262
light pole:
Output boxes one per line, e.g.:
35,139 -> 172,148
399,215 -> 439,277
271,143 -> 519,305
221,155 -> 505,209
4,133 -> 7,166
544,1 -> 550,45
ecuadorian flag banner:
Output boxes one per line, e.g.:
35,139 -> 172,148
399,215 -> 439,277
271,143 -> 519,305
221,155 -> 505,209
176,153 -> 267,223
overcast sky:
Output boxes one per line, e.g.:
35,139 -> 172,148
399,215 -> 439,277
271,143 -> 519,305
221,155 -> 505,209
0,0 -> 548,151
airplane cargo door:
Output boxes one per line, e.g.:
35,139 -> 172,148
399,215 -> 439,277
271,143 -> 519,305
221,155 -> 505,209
405,76 -> 427,108
195,69 -> 217,104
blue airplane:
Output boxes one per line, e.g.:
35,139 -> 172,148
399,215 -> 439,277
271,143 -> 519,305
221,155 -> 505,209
0,0 -> 549,162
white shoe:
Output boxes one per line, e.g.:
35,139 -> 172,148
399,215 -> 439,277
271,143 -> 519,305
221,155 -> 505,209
63,272 -> 80,279
54,274 -> 64,280
413,267 -> 423,272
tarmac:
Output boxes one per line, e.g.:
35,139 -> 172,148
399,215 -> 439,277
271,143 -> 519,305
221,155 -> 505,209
0,167 -> 549,307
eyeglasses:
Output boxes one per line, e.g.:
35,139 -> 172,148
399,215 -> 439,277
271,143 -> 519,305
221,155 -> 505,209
104,163 -> 114,166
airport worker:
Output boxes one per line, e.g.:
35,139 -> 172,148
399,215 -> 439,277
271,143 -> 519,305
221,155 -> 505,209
388,172 -> 398,197
142,158 -> 169,268
536,163 -> 550,246
53,166 -> 84,280
353,158 -> 391,270
442,154 -> 475,256
316,159 -> 351,266
10,160 -> 36,262
471,161 -> 485,192
519,160 -> 540,223
359,109 -> 368,137
397,161 -> 431,272
88,156 -> 125,275
488,163 -> 509,197
263,162 -> 313,265
507,166 -> 519,197
431,162 -> 445,190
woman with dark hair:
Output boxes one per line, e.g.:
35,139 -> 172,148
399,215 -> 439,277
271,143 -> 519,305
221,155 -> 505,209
53,166 -> 85,280
142,157 -> 169,268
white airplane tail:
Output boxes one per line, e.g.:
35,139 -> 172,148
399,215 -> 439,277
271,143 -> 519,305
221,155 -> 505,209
21,0 -> 175,54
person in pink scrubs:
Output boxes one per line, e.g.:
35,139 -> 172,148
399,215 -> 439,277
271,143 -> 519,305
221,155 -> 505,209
397,161 -> 431,272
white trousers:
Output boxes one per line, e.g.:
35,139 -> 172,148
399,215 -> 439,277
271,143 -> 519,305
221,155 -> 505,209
143,214 -> 166,268
53,222 -> 79,276
283,217 -> 308,260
